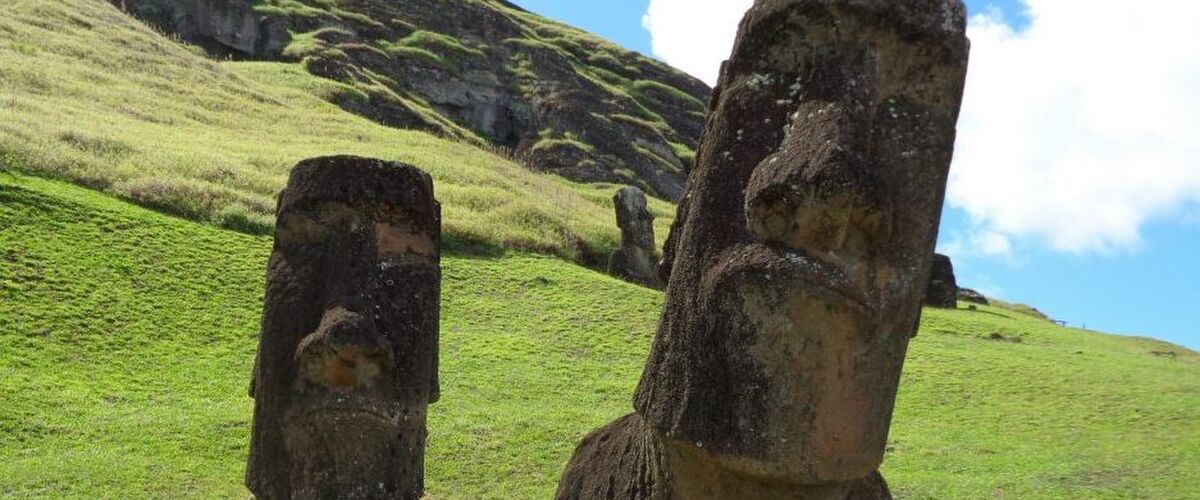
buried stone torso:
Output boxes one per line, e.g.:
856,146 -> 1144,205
246,157 -> 441,500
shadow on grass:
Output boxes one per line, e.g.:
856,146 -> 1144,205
444,235 -> 508,260
0,182 -> 84,217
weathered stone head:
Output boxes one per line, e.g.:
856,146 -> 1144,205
925,253 -> 958,309
608,186 -> 661,287
615,187 -> 655,250
634,0 -> 969,485
246,156 -> 440,499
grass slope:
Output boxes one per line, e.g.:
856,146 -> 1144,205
0,0 -> 675,261
3,175 -> 1198,499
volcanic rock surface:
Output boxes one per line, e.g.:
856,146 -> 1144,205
925,253 -> 958,308
558,0 -> 971,497
111,0 -> 710,200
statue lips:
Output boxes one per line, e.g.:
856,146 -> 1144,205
700,242 -> 889,482
707,243 -> 872,313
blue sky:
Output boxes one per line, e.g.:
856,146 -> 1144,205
510,0 -> 1199,350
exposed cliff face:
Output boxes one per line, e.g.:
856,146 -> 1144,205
112,0 -> 710,200
112,0 -> 289,58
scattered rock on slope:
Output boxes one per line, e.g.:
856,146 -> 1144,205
110,0 -> 710,200
958,287 -> 990,305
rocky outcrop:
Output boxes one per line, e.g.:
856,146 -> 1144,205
925,253 -> 958,308
110,0 -> 289,58
558,0 -> 970,498
607,187 -> 660,288
958,288 -> 990,305
111,0 -> 709,200
247,156 -> 441,499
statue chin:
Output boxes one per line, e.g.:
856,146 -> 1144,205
698,245 -> 894,484
281,405 -> 425,497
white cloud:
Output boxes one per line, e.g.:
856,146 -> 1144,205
941,229 -> 1014,258
641,0 -> 752,86
951,0 -> 1200,254
643,0 -> 1200,255
959,274 -> 1005,300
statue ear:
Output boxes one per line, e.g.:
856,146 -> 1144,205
656,192 -> 691,284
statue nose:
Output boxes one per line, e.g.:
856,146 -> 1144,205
295,307 -> 393,391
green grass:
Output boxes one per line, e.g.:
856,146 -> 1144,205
530,137 -> 595,155
280,27 -> 354,59
379,42 -> 448,67
990,297 -> 1053,320
0,173 -> 660,498
609,113 -> 669,137
3,172 -> 1198,499
3,1 -> 1198,498
0,0 -> 675,262
254,0 -> 383,28
377,30 -> 488,73
630,79 -> 706,112
667,141 -> 696,167
398,30 -> 486,58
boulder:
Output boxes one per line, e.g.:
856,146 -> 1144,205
958,287 -> 990,305
558,0 -> 970,498
246,156 -> 441,499
925,253 -> 958,308
607,187 -> 661,288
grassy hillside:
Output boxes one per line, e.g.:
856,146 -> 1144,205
0,0 -> 675,262
3,0 -> 1198,498
3,174 -> 1198,499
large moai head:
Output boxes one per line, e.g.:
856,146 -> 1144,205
246,156 -> 440,499
634,0 -> 969,485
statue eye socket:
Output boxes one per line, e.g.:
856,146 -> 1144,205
276,213 -> 332,245
276,203 -> 371,246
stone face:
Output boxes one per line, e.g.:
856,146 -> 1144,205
246,156 -> 440,499
925,253 -> 958,308
560,0 -> 969,497
607,187 -> 661,288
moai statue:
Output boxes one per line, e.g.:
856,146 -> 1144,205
608,187 -> 662,288
924,253 -> 959,308
246,156 -> 441,499
557,0 -> 969,498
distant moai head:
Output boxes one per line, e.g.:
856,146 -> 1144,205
925,253 -> 959,309
247,156 -> 440,499
635,0 -> 969,485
